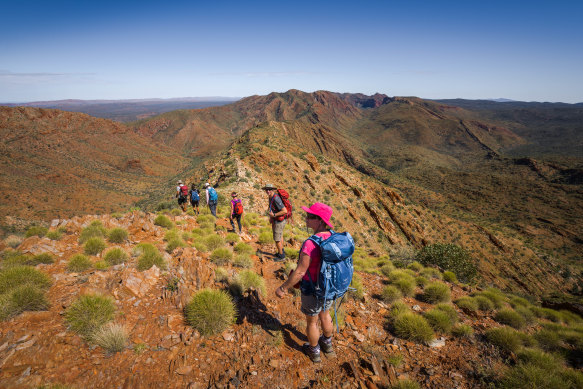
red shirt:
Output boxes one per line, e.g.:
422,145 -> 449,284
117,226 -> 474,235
301,231 -> 332,282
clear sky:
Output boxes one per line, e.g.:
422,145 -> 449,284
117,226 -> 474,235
1,0 -> 581,103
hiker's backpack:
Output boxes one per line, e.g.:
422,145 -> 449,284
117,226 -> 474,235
301,231 -> 355,301
190,190 -> 199,202
233,199 -> 243,216
274,189 -> 292,221
207,187 -> 218,202
179,185 -> 188,200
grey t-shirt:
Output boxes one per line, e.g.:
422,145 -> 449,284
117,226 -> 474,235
269,194 -> 285,213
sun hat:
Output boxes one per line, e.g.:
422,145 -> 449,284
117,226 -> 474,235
204,183 -> 210,187
178,180 -> 183,184
301,202 -> 333,229
261,183 -> 277,190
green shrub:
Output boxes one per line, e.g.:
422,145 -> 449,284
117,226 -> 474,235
225,233 -> 239,244
197,215 -> 216,224
4,236 -> 23,248
286,248 -> 300,259
387,269 -> 416,282
499,363 -> 574,389
474,295 -> 495,311
415,276 -> 428,287
442,271 -> 457,283
258,231 -> 274,244
393,277 -> 416,297
25,226 -> 48,238
230,270 -> 266,296
476,288 -> 505,309
455,296 -> 479,312
103,248 -> 127,266
495,309 -> 526,329
205,235 -> 225,251
381,285 -> 402,304
166,238 -> 186,253
435,304 -> 458,323
107,228 -> 128,243
170,208 -> 182,216
387,354 -> 403,367
509,296 -> 531,308
419,267 -> 442,280
154,215 -> 174,229
560,310 -> 583,325
424,309 -> 454,333
84,237 -> 106,255
33,253 -> 54,265
534,329 -> 562,352
94,261 -> 109,271
515,305 -> 535,325
194,242 -> 208,253
46,230 -> 63,240
407,261 -> 423,272
283,260 -> 297,276
79,223 -> 107,243
330,307 -> 346,329
135,243 -> 167,271
210,248 -> 233,265
452,324 -> 474,337
3,252 -> 54,268
65,294 -> 115,339
349,273 -> 365,300
0,266 -> 52,294
393,313 -> 434,343
0,284 -> 50,320
391,301 -> 411,318
485,326 -> 523,353
416,243 -> 477,283
92,323 -> 127,353
422,282 -> 451,304
234,242 -> 253,254
67,254 -> 92,272
185,289 -> 236,336
233,253 -> 253,268
380,263 -> 395,277
215,267 -> 229,282
516,348 -> 564,369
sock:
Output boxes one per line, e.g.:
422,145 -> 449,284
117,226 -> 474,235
321,335 -> 332,344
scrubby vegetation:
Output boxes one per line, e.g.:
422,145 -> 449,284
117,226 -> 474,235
416,243 -> 477,283
84,237 -> 106,255
67,254 -> 92,272
107,228 -> 128,243
185,289 -> 236,336
135,243 -> 166,271
230,270 -> 266,296
103,248 -> 128,266
0,265 -> 51,320
65,294 -> 116,339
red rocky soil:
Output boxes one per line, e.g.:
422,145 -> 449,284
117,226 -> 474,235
0,212 -> 507,388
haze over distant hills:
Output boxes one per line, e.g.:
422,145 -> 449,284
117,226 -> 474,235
0,97 -> 240,122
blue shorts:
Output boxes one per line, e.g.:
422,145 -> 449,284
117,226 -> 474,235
301,293 -> 334,316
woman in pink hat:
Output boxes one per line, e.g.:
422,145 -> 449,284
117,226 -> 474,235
275,202 -> 335,363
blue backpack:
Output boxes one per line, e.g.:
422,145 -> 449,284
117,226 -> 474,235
301,230 -> 355,301
191,190 -> 199,202
207,187 -> 218,202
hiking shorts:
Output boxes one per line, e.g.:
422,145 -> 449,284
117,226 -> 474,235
190,200 -> 199,207
272,219 -> 286,242
301,293 -> 334,316
178,197 -> 187,205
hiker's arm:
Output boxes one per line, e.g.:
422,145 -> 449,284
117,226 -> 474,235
276,252 -> 309,297
269,206 -> 287,218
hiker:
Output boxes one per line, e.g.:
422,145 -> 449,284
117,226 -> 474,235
189,184 -> 200,215
262,184 -> 288,261
204,183 -> 218,217
176,180 -> 188,212
229,192 -> 244,234
276,202 -> 347,363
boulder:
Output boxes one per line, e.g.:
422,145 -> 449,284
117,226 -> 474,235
120,266 -> 161,297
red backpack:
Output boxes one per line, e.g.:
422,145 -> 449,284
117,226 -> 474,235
180,185 -> 188,197
274,189 -> 292,221
233,199 -> 244,216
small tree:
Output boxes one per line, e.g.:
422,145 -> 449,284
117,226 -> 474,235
416,243 -> 477,283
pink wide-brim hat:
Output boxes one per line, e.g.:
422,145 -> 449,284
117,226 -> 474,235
301,202 -> 334,229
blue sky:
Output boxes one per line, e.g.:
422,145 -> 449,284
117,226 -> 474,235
1,0 -> 581,103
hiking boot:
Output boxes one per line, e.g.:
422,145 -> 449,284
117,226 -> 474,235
302,343 -> 321,363
273,252 -> 286,262
318,336 -> 335,356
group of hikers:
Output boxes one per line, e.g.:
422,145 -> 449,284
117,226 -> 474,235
174,180 -> 355,363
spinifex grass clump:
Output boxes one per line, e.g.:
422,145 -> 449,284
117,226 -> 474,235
25,225 -> 48,238
349,273 -> 365,300
84,237 -> 106,255
485,326 -> 528,353
257,231 -> 274,244
166,238 -> 186,253
381,285 -> 402,304
67,254 -> 92,272
416,243 -> 477,283
474,288 -> 506,309
205,235 -> 224,251
234,242 -> 253,254
393,312 -> 435,343
210,248 -> 233,265
79,221 -> 107,243
103,248 -> 128,266
422,282 -> 451,304
134,243 -> 166,271
495,309 -> 526,329
424,308 -> 454,333
185,289 -> 236,336
154,215 -> 174,229
233,253 -> 253,268
215,267 -> 229,282
230,270 -> 266,296
455,296 -> 479,312
1,251 -> 54,268
92,323 -> 128,353
107,228 -> 128,244
225,233 -> 239,244
452,324 -> 474,337
0,266 -> 52,320
65,294 -> 115,339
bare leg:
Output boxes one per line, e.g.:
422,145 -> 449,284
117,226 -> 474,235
305,314 -> 320,347
319,310 -> 333,338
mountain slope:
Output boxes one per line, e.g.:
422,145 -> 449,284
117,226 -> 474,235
0,107 -> 190,223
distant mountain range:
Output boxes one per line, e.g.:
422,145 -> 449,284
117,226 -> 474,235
0,97 -> 240,122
